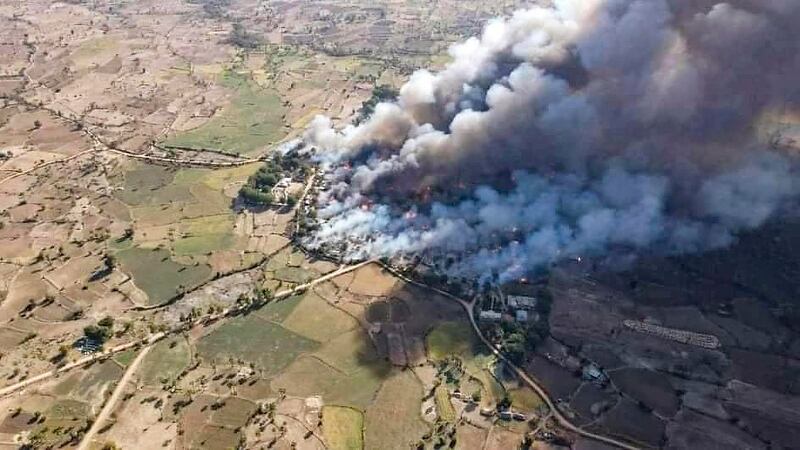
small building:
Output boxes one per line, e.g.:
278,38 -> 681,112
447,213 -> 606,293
515,310 -> 529,323
479,407 -> 495,417
499,411 -> 513,420
507,295 -> 537,309
479,310 -> 502,322
512,412 -> 527,421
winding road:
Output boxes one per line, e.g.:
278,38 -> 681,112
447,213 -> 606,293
379,262 -> 641,450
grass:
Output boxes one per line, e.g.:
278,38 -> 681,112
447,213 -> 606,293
164,70 -> 287,155
282,292 -> 358,342
113,348 -> 137,367
507,387 -> 545,412
252,294 -> 302,322
272,355 -> 387,409
273,327 -> 390,409
74,360 -> 123,402
195,313 -> 318,375
28,399 -> 91,448
323,406 -> 364,450
426,320 -> 481,361
435,385 -> 456,422
116,246 -> 212,305
173,215 -> 238,256
364,370 -> 429,450
273,266 -> 314,284
139,337 -> 191,386
115,165 -> 190,207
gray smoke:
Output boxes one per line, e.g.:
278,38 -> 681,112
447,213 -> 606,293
303,0 -> 800,282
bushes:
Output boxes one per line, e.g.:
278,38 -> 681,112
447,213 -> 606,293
83,316 -> 114,344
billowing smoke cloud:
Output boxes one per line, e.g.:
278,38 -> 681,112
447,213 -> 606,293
303,0 -> 800,282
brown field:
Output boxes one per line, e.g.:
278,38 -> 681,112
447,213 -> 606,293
484,427 -> 523,450
364,370 -> 429,450
347,264 -> 399,296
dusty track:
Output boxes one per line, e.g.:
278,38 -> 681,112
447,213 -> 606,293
75,345 -> 153,450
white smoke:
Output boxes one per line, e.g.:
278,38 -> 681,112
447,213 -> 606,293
303,0 -> 800,282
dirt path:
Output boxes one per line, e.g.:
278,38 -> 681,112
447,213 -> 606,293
379,262 -> 642,450
0,333 -> 164,398
0,261 -> 370,398
0,148 -> 96,186
76,345 -> 153,450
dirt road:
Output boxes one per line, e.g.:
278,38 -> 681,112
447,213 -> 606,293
379,262 -> 642,450
76,345 -> 152,450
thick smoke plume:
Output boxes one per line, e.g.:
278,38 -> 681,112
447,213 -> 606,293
304,0 -> 800,282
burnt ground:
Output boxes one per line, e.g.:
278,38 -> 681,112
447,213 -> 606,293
536,220 -> 800,449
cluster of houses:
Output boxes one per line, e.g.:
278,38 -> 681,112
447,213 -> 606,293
478,292 -> 540,325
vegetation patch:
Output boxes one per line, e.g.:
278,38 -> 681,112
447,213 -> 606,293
164,70 -> 286,155
196,314 -> 318,375
282,292 -> 358,342
252,294 -> 302,323
426,320 -> 481,361
434,385 -> 456,422
26,399 -> 91,449
113,348 -> 137,367
139,337 -> 192,386
506,387 -> 545,412
323,406 -> 364,450
73,360 -> 124,403
116,246 -> 212,304
173,215 -> 238,256
115,165 -> 190,206
271,355 -> 386,409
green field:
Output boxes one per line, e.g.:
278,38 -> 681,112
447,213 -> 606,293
252,294 -> 302,322
164,70 -> 287,155
116,246 -> 212,304
507,387 -> 545,412
425,320 -> 481,361
139,337 -> 192,386
173,215 -> 238,256
282,293 -> 358,342
115,165 -> 191,207
113,348 -> 137,367
323,406 -> 364,450
196,313 -> 318,375
364,370 -> 429,450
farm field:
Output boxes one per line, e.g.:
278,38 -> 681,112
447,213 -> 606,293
139,337 -> 192,386
322,406 -> 364,450
164,70 -> 287,155
116,246 -> 212,305
195,312 -> 319,375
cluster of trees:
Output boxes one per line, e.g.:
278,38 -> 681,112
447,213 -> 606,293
83,316 -> 114,345
482,289 -> 553,365
354,84 -> 399,124
227,22 -> 262,49
239,153 -> 306,207
188,0 -> 230,18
